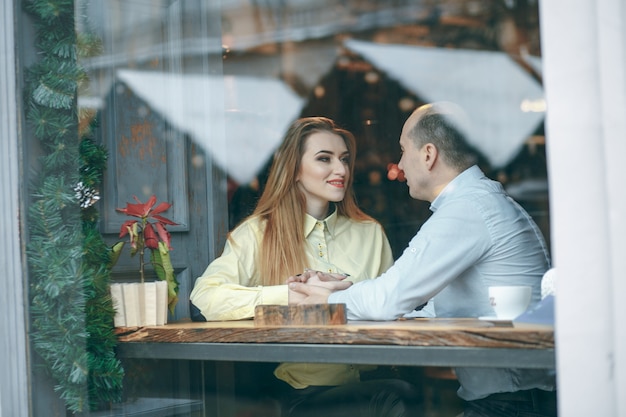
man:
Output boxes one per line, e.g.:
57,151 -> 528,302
288,102 -> 557,416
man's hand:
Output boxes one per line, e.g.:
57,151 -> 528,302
288,281 -> 337,305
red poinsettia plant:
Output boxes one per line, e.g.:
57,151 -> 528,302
112,195 -> 179,313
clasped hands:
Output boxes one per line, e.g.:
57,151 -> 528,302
287,270 -> 352,305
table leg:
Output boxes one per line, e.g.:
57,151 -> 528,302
214,361 -> 236,417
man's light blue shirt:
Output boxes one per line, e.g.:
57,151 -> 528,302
329,165 -> 556,400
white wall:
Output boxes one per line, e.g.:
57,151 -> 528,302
540,0 -> 626,415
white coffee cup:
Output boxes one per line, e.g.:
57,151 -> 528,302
488,285 -> 532,320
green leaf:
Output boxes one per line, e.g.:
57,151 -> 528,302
151,242 -> 179,315
108,241 -> 125,269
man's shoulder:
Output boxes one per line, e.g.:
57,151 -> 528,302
432,181 -> 512,227
449,174 -> 507,205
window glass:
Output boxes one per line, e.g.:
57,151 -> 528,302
64,0 -> 547,414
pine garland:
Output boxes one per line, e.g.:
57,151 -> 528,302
24,0 -> 124,412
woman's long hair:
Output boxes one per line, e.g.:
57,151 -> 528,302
251,117 -> 372,285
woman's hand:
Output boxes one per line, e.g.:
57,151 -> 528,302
286,269 -> 349,284
287,270 -> 352,304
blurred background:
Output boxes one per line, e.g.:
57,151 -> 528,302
77,0 -> 548,268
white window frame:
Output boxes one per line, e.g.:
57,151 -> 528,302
1,1 -> 30,416
2,1 -> 625,416
540,0 -> 626,415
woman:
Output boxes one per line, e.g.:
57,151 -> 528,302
190,117 -> 418,417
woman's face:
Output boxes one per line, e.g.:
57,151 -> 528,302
297,131 -> 350,219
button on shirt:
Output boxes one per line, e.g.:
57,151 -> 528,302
308,217 -> 342,274
329,165 -> 555,400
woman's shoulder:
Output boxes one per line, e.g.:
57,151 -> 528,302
337,214 -> 384,233
229,215 -> 266,239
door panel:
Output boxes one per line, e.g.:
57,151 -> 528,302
101,80 -> 190,235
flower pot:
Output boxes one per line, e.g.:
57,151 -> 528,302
110,281 -> 168,326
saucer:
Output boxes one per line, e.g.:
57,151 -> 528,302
478,316 -> 513,322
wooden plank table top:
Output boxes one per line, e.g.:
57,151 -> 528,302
116,317 -> 553,352
117,317 -> 554,347
115,318 -> 554,368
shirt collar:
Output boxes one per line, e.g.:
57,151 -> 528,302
303,207 -> 338,237
430,165 -> 484,212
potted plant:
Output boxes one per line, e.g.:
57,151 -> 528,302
109,195 -> 179,326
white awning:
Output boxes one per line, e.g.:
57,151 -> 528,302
117,70 -> 304,184
344,39 -> 545,169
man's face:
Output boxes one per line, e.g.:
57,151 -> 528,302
397,127 -> 429,201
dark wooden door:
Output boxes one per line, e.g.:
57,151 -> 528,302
99,79 -> 228,321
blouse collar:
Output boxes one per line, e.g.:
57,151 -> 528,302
303,207 -> 338,237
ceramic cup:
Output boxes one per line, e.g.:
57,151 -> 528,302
488,285 -> 532,320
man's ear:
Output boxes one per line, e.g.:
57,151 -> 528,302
423,143 -> 438,170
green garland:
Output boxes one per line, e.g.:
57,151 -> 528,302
24,0 -> 123,412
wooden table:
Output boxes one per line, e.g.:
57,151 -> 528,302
115,318 -> 554,416
116,317 -> 554,368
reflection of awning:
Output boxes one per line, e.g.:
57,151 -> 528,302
344,39 -> 544,169
117,70 -> 303,184
505,179 -> 549,202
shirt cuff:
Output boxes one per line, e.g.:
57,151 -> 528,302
261,284 -> 289,305
328,291 -> 341,304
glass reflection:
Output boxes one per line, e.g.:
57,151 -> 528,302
74,0 -> 546,414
